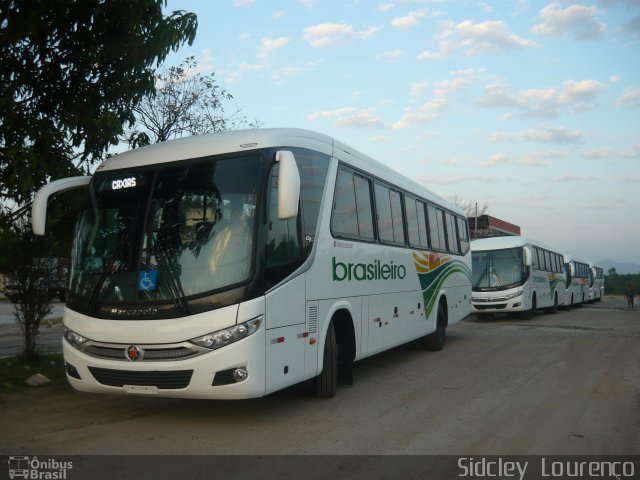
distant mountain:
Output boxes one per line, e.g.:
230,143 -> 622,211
598,258 -> 640,275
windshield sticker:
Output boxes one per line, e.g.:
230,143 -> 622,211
139,271 -> 157,291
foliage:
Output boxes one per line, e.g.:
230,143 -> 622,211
0,353 -> 66,394
123,56 -> 261,148
448,195 -> 489,217
604,271 -> 640,295
1,0 -> 197,355
0,0 -> 197,208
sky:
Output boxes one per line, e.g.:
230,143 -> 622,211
164,0 -> 640,264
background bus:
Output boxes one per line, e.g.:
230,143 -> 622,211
588,263 -> 604,303
561,254 -> 590,308
32,128 -> 471,399
471,236 -> 565,319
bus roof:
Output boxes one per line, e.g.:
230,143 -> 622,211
470,235 -> 561,254
96,128 -> 458,215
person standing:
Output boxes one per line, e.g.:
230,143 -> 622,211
624,284 -> 635,310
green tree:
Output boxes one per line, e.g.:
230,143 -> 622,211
0,0 -> 197,356
123,56 -> 261,149
1,0 -> 197,208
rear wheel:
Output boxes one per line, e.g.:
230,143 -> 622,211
423,304 -> 446,351
315,322 -> 337,398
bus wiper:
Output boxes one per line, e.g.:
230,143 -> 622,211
87,250 -> 121,313
473,267 -> 488,287
150,231 -> 189,314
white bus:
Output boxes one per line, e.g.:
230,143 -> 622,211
561,255 -> 590,308
471,236 -> 565,319
32,128 -> 471,399
588,263 -> 604,303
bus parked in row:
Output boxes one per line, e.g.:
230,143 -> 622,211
588,264 -> 604,303
471,236 -> 565,319
562,255 -> 591,308
32,128 -> 472,399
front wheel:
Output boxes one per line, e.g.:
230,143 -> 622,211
315,322 -> 337,398
522,295 -> 536,319
544,293 -> 558,314
423,304 -> 446,351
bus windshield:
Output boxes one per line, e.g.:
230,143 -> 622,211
69,155 -> 262,314
472,247 -> 525,291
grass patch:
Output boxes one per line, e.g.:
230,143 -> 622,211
0,352 -> 67,393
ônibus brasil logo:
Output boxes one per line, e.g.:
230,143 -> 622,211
332,256 -> 406,282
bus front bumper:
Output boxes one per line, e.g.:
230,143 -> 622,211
62,327 -> 267,400
471,292 -> 527,313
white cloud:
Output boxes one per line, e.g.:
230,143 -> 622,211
616,88 -> 640,108
378,3 -> 395,13
521,151 -> 564,166
410,82 -> 429,98
226,36 -> 290,83
308,107 -> 386,129
391,9 -> 428,28
583,146 -> 640,159
479,154 -> 512,167
393,76 -> 472,129
419,174 -> 499,185
490,127 -> 587,144
531,3 -> 605,40
376,49 -> 406,62
303,23 -> 383,47
233,0 -> 254,6
478,79 -> 603,117
272,10 -> 285,19
418,19 -> 536,60
552,175 -> 597,182
259,36 -> 289,58
609,75 -> 620,83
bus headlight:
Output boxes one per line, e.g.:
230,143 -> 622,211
505,291 -> 523,300
190,315 -> 262,350
63,327 -> 89,347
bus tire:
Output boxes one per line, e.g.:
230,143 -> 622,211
544,293 -> 558,314
523,294 -> 536,319
315,322 -> 337,398
423,304 -> 446,351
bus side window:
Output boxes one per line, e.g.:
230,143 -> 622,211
266,163 -> 302,288
331,168 -> 374,240
532,247 -> 539,269
374,183 -> 405,245
457,216 -> 469,254
427,204 -> 443,251
445,212 -> 459,254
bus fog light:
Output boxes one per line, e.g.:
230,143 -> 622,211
233,368 -> 248,382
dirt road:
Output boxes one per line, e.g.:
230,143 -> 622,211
1,297 -> 638,457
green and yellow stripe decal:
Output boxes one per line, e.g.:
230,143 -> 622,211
413,251 -> 471,318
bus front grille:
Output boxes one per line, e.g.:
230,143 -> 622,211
88,367 -> 193,389
80,342 -> 206,361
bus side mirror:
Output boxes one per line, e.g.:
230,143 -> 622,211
569,263 -> 575,276
276,150 -> 300,220
32,176 -> 92,235
523,246 -> 532,266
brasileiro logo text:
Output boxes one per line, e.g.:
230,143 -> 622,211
332,256 -> 406,282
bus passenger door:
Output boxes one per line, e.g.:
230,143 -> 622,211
264,275 -> 306,394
